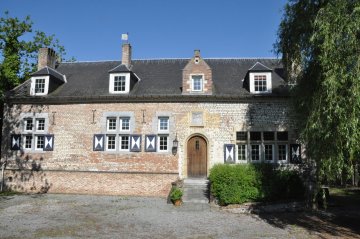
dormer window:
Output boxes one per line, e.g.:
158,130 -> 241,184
109,73 -> 130,94
249,72 -> 272,94
30,76 -> 49,96
254,75 -> 267,92
191,75 -> 204,92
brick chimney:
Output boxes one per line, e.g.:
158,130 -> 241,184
37,48 -> 57,70
122,43 -> 132,68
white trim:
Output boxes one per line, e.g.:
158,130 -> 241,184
249,72 -> 272,94
157,135 -> 169,152
23,118 -> 33,132
107,117 -> 117,131
23,135 -> 33,150
264,144 -> 275,163
158,117 -> 169,133
30,76 -> 50,96
277,144 -> 288,163
248,62 -> 273,71
35,118 -> 45,132
106,135 -> 117,151
35,135 -> 44,151
236,144 -> 247,163
190,74 -> 204,92
120,117 -> 130,132
109,73 -> 130,94
250,144 -> 261,162
119,135 -> 130,152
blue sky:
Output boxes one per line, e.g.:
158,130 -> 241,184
1,0 -> 287,61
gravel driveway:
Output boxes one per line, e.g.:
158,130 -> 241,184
0,194 -> 322,238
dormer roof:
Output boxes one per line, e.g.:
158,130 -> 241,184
248,62 -> 273,72
108,64 -> 131,73
30,66 -> 66,83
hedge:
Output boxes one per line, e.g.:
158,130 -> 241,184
209,164 -> 305,205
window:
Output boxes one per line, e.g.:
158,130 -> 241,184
191,75 -> 203,91
107,118 -> 117,131
263,132 -> 275,141
278,144 -> 288,161
251,144 -> 260,161
236,131 -> 247,141
114,76 -> 126,92
277,131 -> 288,141
237,144 -> 247,161
158,135 -> 168,152
35,78 -> 45,93
35,135 -> 45,150
250,132 -> 261,141
120,117 -> 130,131
24,135 -> 32,150
264,144 -> 274,161
106,135 -> 116,151
24,118 -> 33,132
109,73 -> 130,94
30,76 -> 49,96
119,135 -> 129,151
158,117 -> 169,132
36,119 -> 45,131
254,75 -> 267,92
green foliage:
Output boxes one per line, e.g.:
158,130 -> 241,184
275,0 -> 360,185
0,11 -> 69,96
209,164 -> 305,205
169,187 -> 183,201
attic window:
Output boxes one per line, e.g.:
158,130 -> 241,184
109,73 -> 130,94
254,75 -> 267,92
30,76 -> 49,96
191,75 -> 203,92
249,72 -> 272,94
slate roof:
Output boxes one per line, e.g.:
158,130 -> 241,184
7,58 -> 288,103
248,62 -> 273,72
30,66 -> 66,83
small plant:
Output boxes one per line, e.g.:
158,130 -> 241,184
170,187 -> 183,203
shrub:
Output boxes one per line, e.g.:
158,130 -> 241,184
170,187 -> 183,201
209,164 -> 305,205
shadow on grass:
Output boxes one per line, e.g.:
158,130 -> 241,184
256,187 -> 360,238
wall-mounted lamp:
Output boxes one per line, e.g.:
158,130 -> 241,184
172,134 -> 179,156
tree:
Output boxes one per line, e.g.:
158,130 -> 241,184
0,11 -> 69,191
0,11 -> 67,96
275,0 -> 360,206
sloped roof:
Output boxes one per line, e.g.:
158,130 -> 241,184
248,62 -> 273,72
30,66 -> 66,83
7,58 -> 288,103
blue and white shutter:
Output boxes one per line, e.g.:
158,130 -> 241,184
145,135 -> 156,152
10,134 -> 21,150
43,134 -> 54,151
290,144 -> 301,163
224,144 -> 235,164
93,134 -> 105,151
130,135 -> 141,152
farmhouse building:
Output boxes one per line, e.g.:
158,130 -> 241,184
1,43 -> 301,196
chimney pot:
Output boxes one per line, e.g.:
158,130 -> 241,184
37,48 -> 57,70
194,49 -> 201,57
122,43 -> 132,68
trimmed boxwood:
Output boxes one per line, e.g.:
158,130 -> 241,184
209,164 -> 305,205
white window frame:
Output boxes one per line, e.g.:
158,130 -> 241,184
250,144 -> 261,162
24,118 -> 33,132
30,76 -> 50,96
107,117 -> 117,131
106,135 -> 117,151
120,117 -> 130,132
264,144 -> 275,163
158,117 -> 169,132
277,144 -> 288,163
23,135 -> 33,150
158,135 -> 168,152
119,135 -> 130,151
35,135 -> 45,150
249,72 -> 272,94
237,144 -> 247,163
109,73 -> 130,94
190,74 -> 204,92
35,118 -> 45,132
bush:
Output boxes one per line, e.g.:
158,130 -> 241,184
209,164 -> 305,205
169,187 -> 183,201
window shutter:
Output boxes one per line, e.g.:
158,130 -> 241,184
43,134 -> 54,151
93,134 -> 105,151
145,135 -> 156,152
290,144 -> 301,164
130,135 -> 141,152
10,134 -> 21,150
224,144 -> 235,164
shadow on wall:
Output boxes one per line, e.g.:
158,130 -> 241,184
1,103 -> 52,193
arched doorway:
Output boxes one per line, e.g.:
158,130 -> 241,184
187,135 -> 207,178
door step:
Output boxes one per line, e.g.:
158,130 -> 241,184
182,178 -> 209,204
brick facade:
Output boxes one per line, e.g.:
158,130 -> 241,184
1,100 -> 295,196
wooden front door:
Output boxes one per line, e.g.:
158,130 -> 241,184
187,136 -> 207,177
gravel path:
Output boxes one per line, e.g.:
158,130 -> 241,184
0,194 -> 314,238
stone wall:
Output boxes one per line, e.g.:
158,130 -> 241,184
1,99 -> 295,195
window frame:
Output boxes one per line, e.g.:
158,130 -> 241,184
249,72 -> 272,94
107,117 -> 117,131
119,135 -> 130,151
190,74 -> 204,92
237,144 -> 247,162
120,117 -> 130,132
109,73 -> 130,94
158,117 -> 169,132
24,135 -> 33,150
35,118 -> 45,132
106,135 -> 117,151
277,144 -> 288,163
250,144 -> 261,162
30,76 -> 50,96
158,135 -> 169,152
24,118 -> 33,132
35,135 -> 45,150
264,144 -> 275,162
